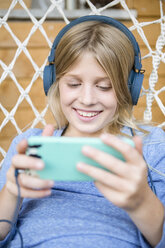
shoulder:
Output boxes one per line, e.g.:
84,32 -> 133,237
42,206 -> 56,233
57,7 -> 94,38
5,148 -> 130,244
123,125 -> 165,167
11,128 -> 43,146
141,125 -> 165,148
0,127 -> 64,190
122,125 -> 165,141
11,127 -> 64,145
0,128 -> 43,170
141,126 -> 165,167
0,128 -> 41,190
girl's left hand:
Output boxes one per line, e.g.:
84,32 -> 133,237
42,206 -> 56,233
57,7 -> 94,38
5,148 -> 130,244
77,133 -> 150,212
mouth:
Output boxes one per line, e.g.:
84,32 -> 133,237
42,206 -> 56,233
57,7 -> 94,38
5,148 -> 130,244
73,108 -> 102,121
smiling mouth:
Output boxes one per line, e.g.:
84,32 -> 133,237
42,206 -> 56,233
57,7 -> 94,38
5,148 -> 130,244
74,108 -> 102,117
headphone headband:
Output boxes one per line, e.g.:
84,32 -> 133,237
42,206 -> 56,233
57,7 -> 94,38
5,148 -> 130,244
43,15 -> 144,105
48,15 -> 142,70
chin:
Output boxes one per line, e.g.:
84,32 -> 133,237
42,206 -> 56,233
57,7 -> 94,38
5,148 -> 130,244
77,126 -> 103,137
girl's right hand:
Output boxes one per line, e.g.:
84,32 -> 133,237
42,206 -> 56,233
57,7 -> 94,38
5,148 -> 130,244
5,124 -> 55,198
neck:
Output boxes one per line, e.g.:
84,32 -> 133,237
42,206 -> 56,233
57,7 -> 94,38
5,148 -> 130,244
62,125 -> 106,138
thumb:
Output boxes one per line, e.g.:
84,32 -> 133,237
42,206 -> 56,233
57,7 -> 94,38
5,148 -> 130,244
133,136 -> 143,155
16,139 -> 28,154
42,124 -> 54,136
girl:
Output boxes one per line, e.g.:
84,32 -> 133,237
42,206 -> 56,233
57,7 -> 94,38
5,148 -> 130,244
0,16 -> 165,248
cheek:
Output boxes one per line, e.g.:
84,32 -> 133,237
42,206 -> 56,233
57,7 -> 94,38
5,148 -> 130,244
101,92 -> 117,110
60,87 -> 76,107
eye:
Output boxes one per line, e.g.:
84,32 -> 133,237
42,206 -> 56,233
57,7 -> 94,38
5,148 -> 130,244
96,85 -> 112,91
67,83 -> 81,88
66,78 -> 81,88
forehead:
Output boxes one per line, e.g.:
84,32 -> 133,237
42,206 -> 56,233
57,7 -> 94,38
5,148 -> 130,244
65,52 -> 108,77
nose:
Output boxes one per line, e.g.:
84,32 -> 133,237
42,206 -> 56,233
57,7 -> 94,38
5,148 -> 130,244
79,84 -> 96,106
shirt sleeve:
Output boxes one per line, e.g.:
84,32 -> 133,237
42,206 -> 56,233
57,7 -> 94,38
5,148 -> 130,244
0,128 -> 43,191
138,127 -> 165,248
0,128 -> 43,246
0,135 -> 18,191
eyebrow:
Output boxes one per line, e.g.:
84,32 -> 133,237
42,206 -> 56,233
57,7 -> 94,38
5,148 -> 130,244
64,74 -> 110,81
64,74 -> 81,79
95,77 -> 111,82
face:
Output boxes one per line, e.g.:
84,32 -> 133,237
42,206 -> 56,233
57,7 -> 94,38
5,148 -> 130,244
59,52 -> 117,137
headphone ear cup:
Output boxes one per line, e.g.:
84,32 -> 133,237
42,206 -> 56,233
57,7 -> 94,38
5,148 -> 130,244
128,70 -> 144,105
43,64 -> 56,95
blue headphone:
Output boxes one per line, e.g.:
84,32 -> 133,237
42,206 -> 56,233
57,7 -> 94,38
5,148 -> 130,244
43,15 -> 145,105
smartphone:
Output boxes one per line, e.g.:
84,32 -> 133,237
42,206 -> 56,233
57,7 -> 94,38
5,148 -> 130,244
25,136 -> 134,181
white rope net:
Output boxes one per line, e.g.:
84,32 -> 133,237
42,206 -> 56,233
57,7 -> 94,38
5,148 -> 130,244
0,0 -> 165,167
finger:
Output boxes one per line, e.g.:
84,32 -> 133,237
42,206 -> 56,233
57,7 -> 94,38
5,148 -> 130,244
18,173 -> 54,190
94,181 -> 127,208
77,162 -> 130,192
81,145 -> 130,178
42,124 -> 54,136
6,180 -> 51,198
100,134 -> 143,165
6,166 -> 16,183
16,139 -> 28,154
12,154 -> 44,171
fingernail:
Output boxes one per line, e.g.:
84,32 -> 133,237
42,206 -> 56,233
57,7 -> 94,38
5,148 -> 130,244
77,162 -> 86,171
49,181 -> 54,187
45,190 -> 51,196
101,133 -> 114,141
82,146 -> 94,155
100,134 -> 107,139
36,161 -> 44,169
82,146 -> 89,153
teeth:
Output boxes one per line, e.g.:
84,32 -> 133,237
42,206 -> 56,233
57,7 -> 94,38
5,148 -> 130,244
77,110 -> 98,117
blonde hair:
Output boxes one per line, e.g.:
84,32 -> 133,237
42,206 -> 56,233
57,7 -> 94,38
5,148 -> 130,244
48,21 -> 145,135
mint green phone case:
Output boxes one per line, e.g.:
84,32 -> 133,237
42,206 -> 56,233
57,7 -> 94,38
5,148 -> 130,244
26,136 -> 134,181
